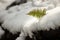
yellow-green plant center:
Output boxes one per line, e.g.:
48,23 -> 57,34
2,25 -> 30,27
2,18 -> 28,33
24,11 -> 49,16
27,9 -> 46,19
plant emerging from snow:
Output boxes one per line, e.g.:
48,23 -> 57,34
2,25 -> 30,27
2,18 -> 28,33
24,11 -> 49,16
1,0 -> 60,40
27,9 -> 46,19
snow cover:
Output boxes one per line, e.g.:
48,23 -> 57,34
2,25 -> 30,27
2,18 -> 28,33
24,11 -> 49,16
0,10 -> 8,22
1,0 -> 53,34
38,7 -> 60,30
0,10 -> 18,23
0,0 -> 60,40
22,6 -> 60,38
2,14 -> 39,34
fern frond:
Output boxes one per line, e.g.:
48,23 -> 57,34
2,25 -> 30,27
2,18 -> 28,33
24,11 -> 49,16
27,9 -> 46,19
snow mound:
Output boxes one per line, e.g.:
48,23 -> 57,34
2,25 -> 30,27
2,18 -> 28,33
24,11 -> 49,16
2,14 -> 38,34
38,7 -> 60,30
22,7 -> 60,38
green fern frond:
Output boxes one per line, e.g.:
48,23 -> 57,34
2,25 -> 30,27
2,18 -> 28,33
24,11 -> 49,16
27,9 -> 46,19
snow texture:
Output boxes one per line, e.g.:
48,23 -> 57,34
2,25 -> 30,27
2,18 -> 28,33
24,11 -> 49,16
38,7 -> 60,30
0,0 -> 60,40
22,6 -> 60,38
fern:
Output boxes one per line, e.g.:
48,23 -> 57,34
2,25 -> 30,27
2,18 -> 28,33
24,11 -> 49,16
27,9 -> 46,19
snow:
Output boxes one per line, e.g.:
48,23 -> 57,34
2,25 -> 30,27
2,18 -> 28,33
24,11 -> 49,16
0,0 -> 15,10
0,0 -> 60,40
2,14 -> 39,34
22,6 -> 60,38
0,26 -> 5,38
1,1 -> 50,34
0,10 -> 8,22
16,32 -> 27,40
0,10 -> 18,23
38,7 -> 60,30
0,0 -> 27,10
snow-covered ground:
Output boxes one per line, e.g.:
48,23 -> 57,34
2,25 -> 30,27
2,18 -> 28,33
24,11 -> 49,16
0,0 -> 54,34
